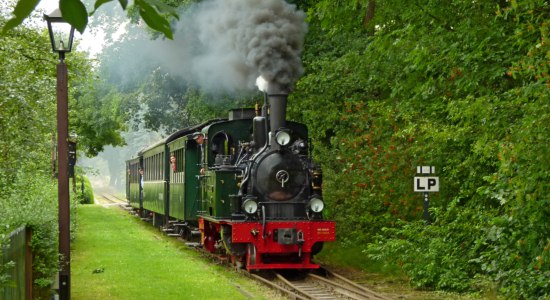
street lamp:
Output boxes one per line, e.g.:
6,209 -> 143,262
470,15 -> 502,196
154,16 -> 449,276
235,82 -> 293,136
44,9 -> 74,61
44,8 -> 75,300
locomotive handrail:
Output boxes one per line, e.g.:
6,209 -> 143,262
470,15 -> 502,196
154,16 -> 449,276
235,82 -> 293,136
142,180 -> 166,184
262,206 -> 267,239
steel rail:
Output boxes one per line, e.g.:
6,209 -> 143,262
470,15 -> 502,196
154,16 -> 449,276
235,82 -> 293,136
307,273 -> 378,299
249,273 -> 307,300
274,273 -> 321,299
322,268 -> 392,300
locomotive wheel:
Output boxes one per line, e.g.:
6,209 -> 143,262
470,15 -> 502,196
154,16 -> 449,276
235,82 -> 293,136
179,226 -> 192,241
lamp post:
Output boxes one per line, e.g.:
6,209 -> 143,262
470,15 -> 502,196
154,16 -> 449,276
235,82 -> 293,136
44,9 -> 75,300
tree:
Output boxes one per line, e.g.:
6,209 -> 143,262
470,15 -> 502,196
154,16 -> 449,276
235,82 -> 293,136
0,13 -> 57,180
293,0 -> 549,296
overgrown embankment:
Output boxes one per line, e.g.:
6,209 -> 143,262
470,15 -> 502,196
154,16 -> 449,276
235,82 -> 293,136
293,1 -> 549,297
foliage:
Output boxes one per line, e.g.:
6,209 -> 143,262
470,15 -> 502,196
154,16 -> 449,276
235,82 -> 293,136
0,16 -> 56,184
75,174 -> 95,204
0,14 -> 123,297
293,0 -> 549,297
74,78 -> 127,156
2,0 -> 180,39
0,259 -> 16,290
0,171 -> 59,298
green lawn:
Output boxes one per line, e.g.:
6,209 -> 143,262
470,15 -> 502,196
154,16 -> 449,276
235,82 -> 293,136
71,205 -> 275,299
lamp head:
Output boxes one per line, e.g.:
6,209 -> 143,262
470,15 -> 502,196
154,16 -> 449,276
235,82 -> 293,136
44,8 -> 75,58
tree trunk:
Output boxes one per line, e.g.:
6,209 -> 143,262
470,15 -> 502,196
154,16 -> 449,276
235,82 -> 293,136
363,0 -> 376,36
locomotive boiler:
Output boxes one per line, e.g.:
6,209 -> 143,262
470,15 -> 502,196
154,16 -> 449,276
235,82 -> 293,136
126,92 -> 335,270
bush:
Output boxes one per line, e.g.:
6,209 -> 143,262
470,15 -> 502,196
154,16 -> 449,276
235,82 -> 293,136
367,200 -> 549,297
0,170 -> 58,299
75,175 -> 94,204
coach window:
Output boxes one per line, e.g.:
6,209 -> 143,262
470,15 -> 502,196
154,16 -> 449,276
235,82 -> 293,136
177,149 -> 184,184
146,157 -> 149,180
154,154 -> 157,180
150,155 -> 153,180
143,159 -> 146,181
153,155 -> 156,180
146,158 -> 150,181
159,154 -> 163,179
160,153 -> 164,179
144,157 -> 148,181
150,156 -> 153,180
179,149 -> 184,172
159,153 -> 162,180
155,154 -> 158,180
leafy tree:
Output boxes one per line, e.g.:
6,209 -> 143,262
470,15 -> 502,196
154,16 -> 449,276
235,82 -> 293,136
0,13 -> 56,180
73,80 -> 127,156
293,0 -> 549,297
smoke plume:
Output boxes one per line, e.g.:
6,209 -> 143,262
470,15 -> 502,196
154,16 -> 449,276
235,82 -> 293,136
154,0 -> 307,94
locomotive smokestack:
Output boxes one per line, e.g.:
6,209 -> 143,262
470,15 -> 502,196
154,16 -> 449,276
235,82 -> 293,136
268,93 -> 287,132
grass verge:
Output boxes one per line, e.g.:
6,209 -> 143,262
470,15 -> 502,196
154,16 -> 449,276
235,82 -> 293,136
72,205 -> 277,299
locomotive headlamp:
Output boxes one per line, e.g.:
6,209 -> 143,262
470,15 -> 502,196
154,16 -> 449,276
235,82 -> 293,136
242,198 -> 258,214
275,130 -> 291,146
308,197 -> 324,213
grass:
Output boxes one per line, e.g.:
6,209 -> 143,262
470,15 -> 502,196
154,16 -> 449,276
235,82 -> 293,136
315,242 -> 395,272
72,205 -> 277,299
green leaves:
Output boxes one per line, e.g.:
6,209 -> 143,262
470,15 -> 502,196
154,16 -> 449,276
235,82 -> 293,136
2,0 -> 40,33
2,0 -> 177,39
60,0 -> 88,33
298,0 -> 549,297
135,0 -> 179,40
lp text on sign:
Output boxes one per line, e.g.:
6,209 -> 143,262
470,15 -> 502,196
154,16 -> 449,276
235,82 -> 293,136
414,176 -> 439,192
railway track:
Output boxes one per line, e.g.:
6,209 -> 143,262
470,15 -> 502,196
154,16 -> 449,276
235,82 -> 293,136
97,193 -> 129,207
250,268 -> 392,300
108,194 -> 390,299
172,231 -> 392,299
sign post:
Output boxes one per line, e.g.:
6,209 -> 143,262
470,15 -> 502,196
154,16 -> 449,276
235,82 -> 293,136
414,166 -> 439,224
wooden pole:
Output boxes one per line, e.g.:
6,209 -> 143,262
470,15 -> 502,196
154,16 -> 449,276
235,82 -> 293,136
57,56 -> 71,300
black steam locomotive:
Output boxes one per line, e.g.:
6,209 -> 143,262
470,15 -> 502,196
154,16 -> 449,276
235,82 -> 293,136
126,93 -> 335,270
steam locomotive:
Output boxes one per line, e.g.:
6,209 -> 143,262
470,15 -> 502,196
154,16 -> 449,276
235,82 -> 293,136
125,93 -> 335,270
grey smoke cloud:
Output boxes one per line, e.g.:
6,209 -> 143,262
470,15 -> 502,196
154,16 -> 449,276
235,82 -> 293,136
154,0 -> 307,94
